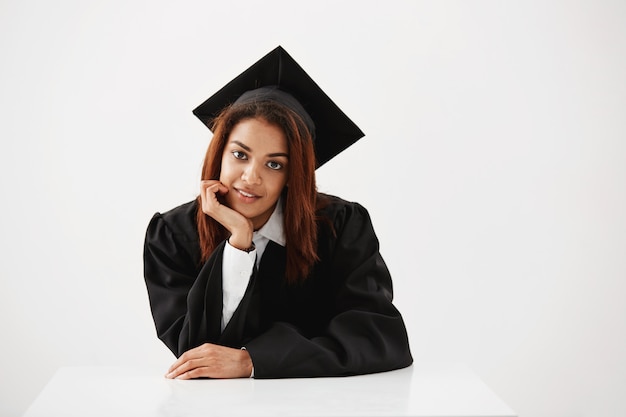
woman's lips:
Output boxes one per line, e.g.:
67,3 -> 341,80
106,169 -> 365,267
235,188 -> 259,202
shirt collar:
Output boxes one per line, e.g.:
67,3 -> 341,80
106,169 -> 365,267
254,196 -> 286,247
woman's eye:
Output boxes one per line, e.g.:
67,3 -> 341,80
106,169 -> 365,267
232,151 -> 247,160
266,161 -> 283,170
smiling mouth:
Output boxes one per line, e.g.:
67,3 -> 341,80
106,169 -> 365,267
237,189 -> 258,198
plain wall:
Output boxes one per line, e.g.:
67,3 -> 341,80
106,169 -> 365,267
1,1 -> 625,416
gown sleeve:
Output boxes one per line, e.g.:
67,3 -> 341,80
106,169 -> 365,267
244,201 -> 413,378
143,209 -> 227,357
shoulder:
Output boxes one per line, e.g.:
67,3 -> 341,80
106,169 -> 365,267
146,199 -> 199,244
317,193 -> 371,222
156,199 -> 198,226
315,194 -> 382,263
316,193 -> 376,237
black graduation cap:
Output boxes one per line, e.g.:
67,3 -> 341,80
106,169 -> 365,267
192,46 -> 365,168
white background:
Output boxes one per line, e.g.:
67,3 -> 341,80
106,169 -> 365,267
1,1 -> 625,416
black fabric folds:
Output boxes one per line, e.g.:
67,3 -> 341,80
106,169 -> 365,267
143,194 -> 413,378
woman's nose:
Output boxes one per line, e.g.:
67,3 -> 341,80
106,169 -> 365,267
241,164 -> 261,184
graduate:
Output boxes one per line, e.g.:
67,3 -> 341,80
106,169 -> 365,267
143,46 -> 413,379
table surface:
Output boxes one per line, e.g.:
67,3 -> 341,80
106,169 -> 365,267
23,363 -> 516,417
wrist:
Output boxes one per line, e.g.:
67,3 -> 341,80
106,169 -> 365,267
228,237 -> 255,253
240,347 -> 254,378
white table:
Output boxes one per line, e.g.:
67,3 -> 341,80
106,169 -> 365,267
23,363 -> 516,417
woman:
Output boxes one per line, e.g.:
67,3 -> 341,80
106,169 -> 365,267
143,47 -> 413,379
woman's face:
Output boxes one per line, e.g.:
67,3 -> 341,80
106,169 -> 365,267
219,117 -> 289,230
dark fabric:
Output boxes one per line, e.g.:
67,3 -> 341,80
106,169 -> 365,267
143,194 -> 413,378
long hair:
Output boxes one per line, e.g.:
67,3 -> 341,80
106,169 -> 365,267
196,100 -> 319,284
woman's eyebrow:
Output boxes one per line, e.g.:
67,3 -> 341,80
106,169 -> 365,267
231,140 -> 252,152
268,152 -> 289,158
231,140 -> 289,158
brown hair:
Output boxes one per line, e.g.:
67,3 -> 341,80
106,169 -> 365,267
196,100 -> 319,284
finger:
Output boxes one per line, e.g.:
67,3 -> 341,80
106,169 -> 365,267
201,184 -> 229,211
174,367 -> 211,380
166,343 -> 215,377
165,360 -> 185,378
166,358 -> 201,379
200,180 -> 228,196
166,347 -> 202,375
203,184 -> 224,201
167,352 -> 189,374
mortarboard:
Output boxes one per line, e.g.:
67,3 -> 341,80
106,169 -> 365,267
192,46 -> 364,168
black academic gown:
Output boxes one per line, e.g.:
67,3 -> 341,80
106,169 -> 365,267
143,194 -> 413,378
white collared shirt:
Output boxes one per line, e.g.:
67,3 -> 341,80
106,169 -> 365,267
221,200 -> 286,332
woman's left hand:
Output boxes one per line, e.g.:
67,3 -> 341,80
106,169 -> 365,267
165,343 -> 253,379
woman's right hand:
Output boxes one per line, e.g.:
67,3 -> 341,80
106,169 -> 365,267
200,180 -> 253,250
